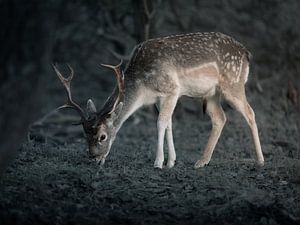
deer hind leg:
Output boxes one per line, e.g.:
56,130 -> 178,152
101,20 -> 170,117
223,89 -> 264,166
195,95 -> 227,168
155,95 -> 178,169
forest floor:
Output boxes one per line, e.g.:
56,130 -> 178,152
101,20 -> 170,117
0,76 -> 300,225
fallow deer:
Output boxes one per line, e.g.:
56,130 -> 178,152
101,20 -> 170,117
53,32 -> 265,169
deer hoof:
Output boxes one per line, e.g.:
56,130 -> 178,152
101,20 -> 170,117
257,159 -> 265,167
154,159 -> 163,169
166,160 -> 175,168
194,159 -> 209,169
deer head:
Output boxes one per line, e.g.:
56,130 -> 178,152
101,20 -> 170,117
53,61 -> 124,165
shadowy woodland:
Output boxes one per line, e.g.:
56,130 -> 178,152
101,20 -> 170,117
0,0 -> 299,224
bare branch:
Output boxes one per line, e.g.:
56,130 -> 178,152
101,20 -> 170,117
142,0 -> 161,40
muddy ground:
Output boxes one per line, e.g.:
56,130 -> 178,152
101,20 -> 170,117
1,1 -> 300,225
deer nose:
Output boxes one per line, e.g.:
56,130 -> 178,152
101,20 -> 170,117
87,146 -> 102,159
88,153 -> 96,159
88,148 -> 96,158
88,151 -> 99,159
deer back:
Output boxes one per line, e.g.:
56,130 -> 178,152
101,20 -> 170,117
125,32 -> 251,87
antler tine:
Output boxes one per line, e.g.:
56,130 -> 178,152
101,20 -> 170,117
66,64 -> 74,81
52,64 -> 86,120
101,60 -> 125,96
101,59 -> 123,70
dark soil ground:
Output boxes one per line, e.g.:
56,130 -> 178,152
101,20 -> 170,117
1,85 -> 299,225
1,1 -> 300,225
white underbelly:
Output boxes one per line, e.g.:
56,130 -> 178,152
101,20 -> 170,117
178,62 -> 219,98
180,76 -> 218,97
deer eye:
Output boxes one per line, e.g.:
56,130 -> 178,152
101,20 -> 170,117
98,134 -> 107,142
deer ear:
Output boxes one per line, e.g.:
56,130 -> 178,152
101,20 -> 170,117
86,99 -> 97,115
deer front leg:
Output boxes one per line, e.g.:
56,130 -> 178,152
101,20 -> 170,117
166,119 -> 176,168
195,96 -> 226,168
154,95 -> 178,169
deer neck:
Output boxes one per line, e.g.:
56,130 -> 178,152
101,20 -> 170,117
111,82 -> 142,132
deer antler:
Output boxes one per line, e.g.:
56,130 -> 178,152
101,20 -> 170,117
52,64 -> 86,121
101,60 -> 125,113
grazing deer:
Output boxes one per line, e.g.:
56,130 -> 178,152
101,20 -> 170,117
53,32 -> 264,169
